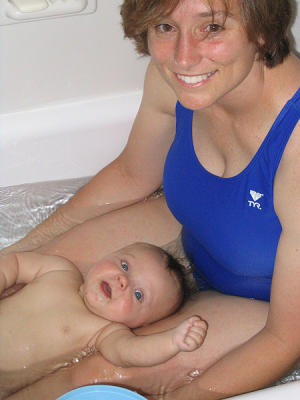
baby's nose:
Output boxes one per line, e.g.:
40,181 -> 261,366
117,274 -> 128,290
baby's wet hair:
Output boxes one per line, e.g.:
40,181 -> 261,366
130,242 -> 191,311
162,250 -> 191,311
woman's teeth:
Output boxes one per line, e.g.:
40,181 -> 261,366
177,71 -> 215,84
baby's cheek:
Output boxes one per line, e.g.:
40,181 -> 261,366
88,264 -> 102,275
117,299 -> 135,321
85,287 -> 99,306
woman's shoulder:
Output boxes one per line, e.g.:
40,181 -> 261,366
142,60 -> 178,116
273,55 -> 300,218
282,54 -> 300,94
268,54 -> 300,100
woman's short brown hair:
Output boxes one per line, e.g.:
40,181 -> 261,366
120,0 -> 292,68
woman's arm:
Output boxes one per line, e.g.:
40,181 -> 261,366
159,123 -> 300,400
6,351 -> 190,400
2,62 -> 177,255
0,253 -> 20,294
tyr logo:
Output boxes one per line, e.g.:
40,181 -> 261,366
248,190 -> 264,210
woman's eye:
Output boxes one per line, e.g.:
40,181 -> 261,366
135,289 -> 143,302
155,23 -> 174,34
121,261 -> 128,272
205,23 -> 223,33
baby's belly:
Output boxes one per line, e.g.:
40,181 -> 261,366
0,288 -> 99,397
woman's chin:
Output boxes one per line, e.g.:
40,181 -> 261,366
176,92 -> 215,111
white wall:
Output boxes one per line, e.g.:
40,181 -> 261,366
0,0 -> 299,186
291,0 -> 300,51
0,0 -> 148,114
0,0 -> 299,115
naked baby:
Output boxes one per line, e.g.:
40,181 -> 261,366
0,242 -> 207,398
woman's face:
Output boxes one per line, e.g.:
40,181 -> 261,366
147,0 -> 260,110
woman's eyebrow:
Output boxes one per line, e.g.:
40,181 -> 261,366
197,10 -> 233,18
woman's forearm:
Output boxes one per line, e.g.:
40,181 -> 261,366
6,355 -> 135,400
1,204 -> 77,254
6,366 -> 74,400
1,158 -> 155,255
0,254 -> 19,293
164,328 -> 297,400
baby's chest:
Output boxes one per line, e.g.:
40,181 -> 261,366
1,286 -> 95,368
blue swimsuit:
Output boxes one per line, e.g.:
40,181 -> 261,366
163,87 -> 300,301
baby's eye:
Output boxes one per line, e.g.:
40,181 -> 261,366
121,261 -> 128,272
135,289 -> 143,302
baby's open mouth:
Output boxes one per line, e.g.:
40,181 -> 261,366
101,281 -> 112,298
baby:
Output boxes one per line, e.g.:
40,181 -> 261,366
0,242 -> 207,398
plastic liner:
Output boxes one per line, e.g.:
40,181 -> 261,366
0,176 -> 90,250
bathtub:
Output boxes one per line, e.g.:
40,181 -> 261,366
1,0 -> 300,394
1,92 -> 300,399
0,92 -> 142,248
0,92 -> 142,187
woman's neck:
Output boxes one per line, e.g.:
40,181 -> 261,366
200,54 -> 298,126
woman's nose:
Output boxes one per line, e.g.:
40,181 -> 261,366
174,31 -> 203,68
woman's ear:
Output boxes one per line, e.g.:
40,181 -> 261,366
257,34 -> 265,46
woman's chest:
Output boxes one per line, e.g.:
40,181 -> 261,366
191,111 -> 269,179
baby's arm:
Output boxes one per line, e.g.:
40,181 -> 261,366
96,316 -> 207,368
0,252 -> 75,294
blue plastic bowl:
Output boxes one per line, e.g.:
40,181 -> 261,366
57,385 -> 147,400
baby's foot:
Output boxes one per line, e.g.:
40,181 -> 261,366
173,315 -> 207,352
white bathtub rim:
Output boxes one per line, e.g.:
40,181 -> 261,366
227,380 -> 300,399
1,91 -> 142,140
1,91 -> 142,186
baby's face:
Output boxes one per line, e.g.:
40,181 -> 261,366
80,243 -> 181,328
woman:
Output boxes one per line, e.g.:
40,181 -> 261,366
4,0 -> 300,398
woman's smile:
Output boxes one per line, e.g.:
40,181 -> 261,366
175,70 -> 217,87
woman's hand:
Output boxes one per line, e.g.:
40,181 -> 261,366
70,352 -> 201,396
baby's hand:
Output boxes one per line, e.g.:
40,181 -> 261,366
173,315 -> 207,352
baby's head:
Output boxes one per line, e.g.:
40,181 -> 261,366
81,242 -> 187,328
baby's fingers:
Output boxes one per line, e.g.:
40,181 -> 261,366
186,327 -> 207,347
184,334 -> 201,350
185,318 -> 207,349
190,318 -> 207,335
